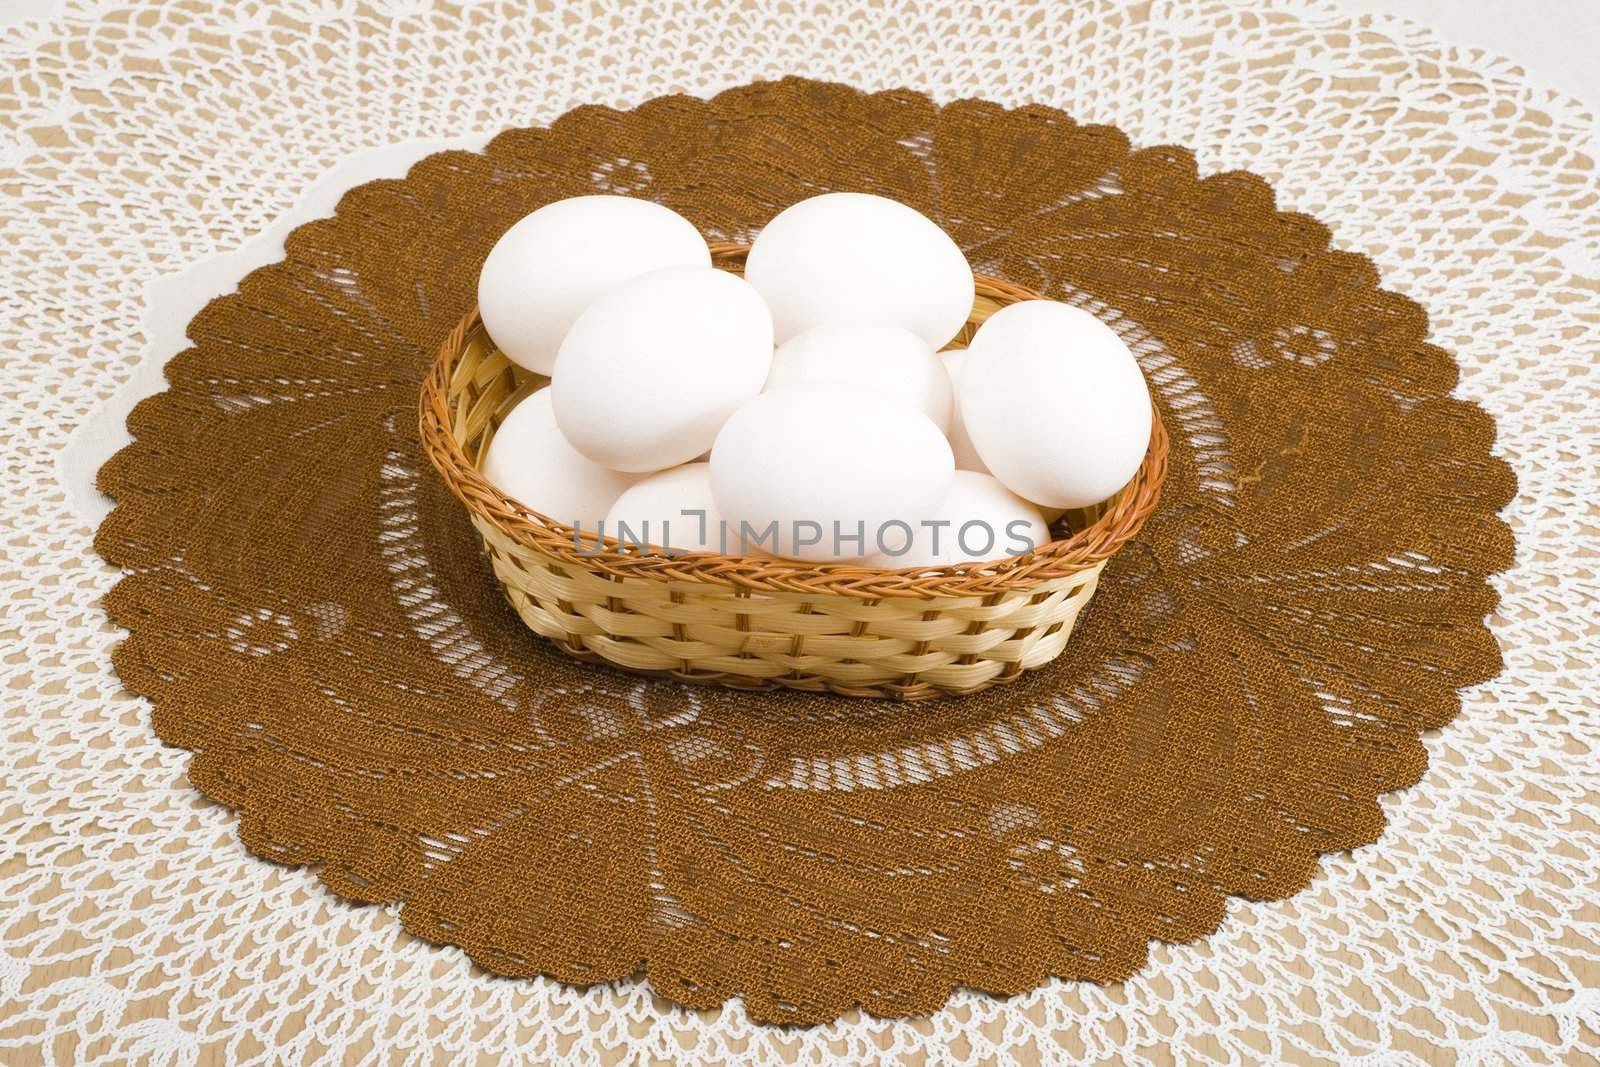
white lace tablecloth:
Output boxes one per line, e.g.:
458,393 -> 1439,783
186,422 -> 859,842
4,2 -> 1598,1064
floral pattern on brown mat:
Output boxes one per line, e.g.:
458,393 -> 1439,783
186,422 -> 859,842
93,77 -> 1515,1025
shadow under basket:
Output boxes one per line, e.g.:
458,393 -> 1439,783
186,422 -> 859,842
419,243 -> 1168,701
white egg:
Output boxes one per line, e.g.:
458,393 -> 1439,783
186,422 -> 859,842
938,349 -> 990,473
766,322 -> 953,432
482,388 -> 643,531
960,301 -> 1152,509
552,266 -> 774,473
744,192 -> 974,347
602,463 -> 726,555
477,195 -> 710,375
710,383 -> 954,562
865,471 -> 1051,569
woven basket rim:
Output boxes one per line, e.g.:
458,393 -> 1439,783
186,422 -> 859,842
418,242 -> 1169,599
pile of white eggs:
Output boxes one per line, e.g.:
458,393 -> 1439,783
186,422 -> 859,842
476,192 -> 1151,567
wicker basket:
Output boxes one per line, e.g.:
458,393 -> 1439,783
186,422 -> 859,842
419,243 -> 1168,700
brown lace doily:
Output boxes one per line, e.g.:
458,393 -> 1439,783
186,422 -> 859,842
94,78 -> 1515,1025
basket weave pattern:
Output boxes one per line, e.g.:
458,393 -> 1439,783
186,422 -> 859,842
420,244 -> 1168,699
